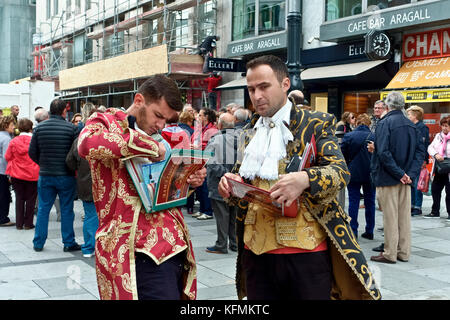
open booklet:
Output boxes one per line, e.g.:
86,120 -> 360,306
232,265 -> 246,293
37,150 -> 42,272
125,148 -> 213,213
227,135 -> 317,218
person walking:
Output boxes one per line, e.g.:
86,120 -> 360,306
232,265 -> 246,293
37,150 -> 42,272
336,111 -> 355,143
370,92 -> 425,264
205,112 -> 238,254
0,115 -> 15,227
5,118 -> 39,230
66,136 -> 98,258
370,100 -> 386,133
406,106 -> 430,217
29,99 -> 79,252
340,113 -> 376,239
218,55 -> 380,300
425,116 -> 450,219
191,107 -> 218,220
78,74 -> 206,300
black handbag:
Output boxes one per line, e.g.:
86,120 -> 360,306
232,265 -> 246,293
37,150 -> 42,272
435,158 -> 450,174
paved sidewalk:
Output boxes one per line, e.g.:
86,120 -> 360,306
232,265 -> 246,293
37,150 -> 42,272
1,194 -> 450,300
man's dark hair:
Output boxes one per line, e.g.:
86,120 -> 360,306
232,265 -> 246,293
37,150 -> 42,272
202,107 -> 217,124
50,99 -> 67,116
137,74 -> 183,112
246,55 -> 289,83
18,118 -> 33,133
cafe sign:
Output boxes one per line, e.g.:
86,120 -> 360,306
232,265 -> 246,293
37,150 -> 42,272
381,88 -> 450,103
227,32 -> 287,57
403,27 -> 450,61
320,0 -> 450,41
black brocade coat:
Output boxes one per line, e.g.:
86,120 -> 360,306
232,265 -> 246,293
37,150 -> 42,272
230,102 -> 381,300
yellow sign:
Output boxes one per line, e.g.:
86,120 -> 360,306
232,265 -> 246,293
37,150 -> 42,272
381,88 -> 450,103
386,57 -> 450,89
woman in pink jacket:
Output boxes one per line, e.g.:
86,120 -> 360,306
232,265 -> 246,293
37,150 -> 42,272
5,118 -> 40,230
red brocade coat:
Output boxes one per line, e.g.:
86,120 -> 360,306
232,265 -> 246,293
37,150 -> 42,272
78,109 -> 197,300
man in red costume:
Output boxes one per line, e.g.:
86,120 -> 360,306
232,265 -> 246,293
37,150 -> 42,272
78,74 -> 206,300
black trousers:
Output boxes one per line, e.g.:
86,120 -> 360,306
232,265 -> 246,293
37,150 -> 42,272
0,174 -> 11,224
242,249 -> 332,300
11,177 -> 37,228
135,251 -> 185,300
431,172 -> 450,216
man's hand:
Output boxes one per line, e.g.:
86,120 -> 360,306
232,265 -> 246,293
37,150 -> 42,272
218,173 -> 242,199
367,141 -> 375,153
187,167 -> 206,188
435,154 -> 444,162
152,141 -> 166,162
269,171 -> 310,207
400,173 -> 412,185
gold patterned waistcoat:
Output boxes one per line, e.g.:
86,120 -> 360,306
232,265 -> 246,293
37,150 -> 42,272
243,160 -> 327,255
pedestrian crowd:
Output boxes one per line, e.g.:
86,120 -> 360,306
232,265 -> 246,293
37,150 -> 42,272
337,94 -> 450,265
0,102 -> 101,258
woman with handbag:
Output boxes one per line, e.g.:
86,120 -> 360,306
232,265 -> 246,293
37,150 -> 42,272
406,106 -> 430,216
340,113 -> 376,239
426,116 -> 450,220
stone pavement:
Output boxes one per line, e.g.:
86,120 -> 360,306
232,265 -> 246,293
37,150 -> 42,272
1,194 -> 450,300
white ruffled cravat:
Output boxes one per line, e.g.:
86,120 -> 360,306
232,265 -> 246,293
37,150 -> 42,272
239,100 -> 293,181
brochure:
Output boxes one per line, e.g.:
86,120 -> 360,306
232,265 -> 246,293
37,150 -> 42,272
227,135 -> 317,218
125,148 -> 213,213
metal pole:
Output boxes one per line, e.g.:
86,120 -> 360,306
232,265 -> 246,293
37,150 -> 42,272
286,0 -> 303,92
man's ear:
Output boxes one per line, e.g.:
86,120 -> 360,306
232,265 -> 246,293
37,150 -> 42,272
282,77 -> 290,93
133,93 -> 146,108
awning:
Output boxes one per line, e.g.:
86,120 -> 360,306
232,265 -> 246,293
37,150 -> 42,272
301,60 -> 387,81
385,57 -> 450,89
214,59 -> 388,90
215,77 -> 247,90
382,57 -> 450,103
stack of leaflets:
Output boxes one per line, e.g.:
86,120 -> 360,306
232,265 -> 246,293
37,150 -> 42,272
227,135 -> 317,218
125,148 -> 213,213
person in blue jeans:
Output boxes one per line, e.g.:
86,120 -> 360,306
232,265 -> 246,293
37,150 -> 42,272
28,99 -> 80,252
340,113 -> 376,239
66,136 -> 99,257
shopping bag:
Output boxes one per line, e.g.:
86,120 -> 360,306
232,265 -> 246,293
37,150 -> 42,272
435,158 -> 450,174
417,167 -> 430,193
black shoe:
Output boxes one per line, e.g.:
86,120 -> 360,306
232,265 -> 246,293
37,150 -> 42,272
63,243 -> 81,252
411,208 -> 422,216
423,213 -> 440,219
372,243 -> 384,252
33,247 -> 43,252
205,246 -> 227,254
229,245 -> 237,252
361,232 -> 374,240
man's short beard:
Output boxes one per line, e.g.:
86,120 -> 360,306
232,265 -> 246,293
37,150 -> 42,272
136,106 -> 148,132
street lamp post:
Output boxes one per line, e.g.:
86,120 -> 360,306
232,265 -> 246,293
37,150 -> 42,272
286,0 -> 303,92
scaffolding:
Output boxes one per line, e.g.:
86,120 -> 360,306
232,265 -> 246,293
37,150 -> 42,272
33,0 -> 217,89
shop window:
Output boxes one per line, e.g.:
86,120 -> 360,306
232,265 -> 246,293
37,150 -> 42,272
343,91 -> 380,116
326,0 -> 362,21
232,0 -> 256,41
367,0 -> 411,10
259,1 -> 286,35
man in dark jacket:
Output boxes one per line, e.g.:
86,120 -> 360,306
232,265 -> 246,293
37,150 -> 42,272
29,98 -> 79,252
370,92 -> 425,264
204,112 -> 238,254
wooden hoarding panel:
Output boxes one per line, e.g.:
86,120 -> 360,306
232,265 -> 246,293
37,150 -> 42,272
59,45 -> 168,91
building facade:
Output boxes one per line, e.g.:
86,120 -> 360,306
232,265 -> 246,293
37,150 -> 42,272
0,0 -> 36,83
34,0 -> 217,111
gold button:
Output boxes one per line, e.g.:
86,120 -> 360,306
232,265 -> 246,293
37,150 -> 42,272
269,122 -> 275,128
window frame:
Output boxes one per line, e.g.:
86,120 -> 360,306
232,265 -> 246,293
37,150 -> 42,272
323,0 -> 426,23
231,0 -> 287,42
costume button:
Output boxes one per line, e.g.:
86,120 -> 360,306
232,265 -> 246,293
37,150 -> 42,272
269,122 -> 275,128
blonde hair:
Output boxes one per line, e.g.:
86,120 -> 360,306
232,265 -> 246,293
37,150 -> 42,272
81,103 -> 97,122
406,105 -> 424,121
356,113 -> 371,126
